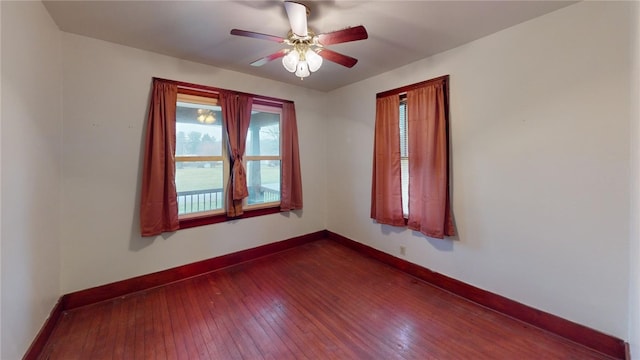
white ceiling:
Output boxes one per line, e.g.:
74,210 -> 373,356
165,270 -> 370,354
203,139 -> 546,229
43,0 -> 576,92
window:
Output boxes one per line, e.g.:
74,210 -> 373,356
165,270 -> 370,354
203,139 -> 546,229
140,78 -> 302,237
245,104 -> 281,208
175,92 -> 281,218
371,75 -> 454,239
176,95 -> 225,216
399,99 -> 409,217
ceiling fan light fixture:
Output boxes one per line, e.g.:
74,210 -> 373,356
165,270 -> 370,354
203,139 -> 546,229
282,50 -> 299,72
295,61 -> 311,78
283,44 -> 322,79
306,49 -> 323,72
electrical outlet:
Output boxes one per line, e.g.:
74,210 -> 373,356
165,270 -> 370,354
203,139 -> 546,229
400,246 -> 406,256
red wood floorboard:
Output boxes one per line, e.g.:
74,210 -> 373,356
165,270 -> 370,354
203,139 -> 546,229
39,239 -> 617,359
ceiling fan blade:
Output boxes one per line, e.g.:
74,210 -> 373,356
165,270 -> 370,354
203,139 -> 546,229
284,1 -> 308,37
317,49 -> 358,68
230,29 -> 286,43
317,25 -> 368,46
250,49 -> 289,67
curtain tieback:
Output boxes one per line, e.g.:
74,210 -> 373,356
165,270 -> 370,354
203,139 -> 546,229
231,160 -> 248,200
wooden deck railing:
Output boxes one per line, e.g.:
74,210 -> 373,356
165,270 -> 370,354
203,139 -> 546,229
178,186 -> 280,214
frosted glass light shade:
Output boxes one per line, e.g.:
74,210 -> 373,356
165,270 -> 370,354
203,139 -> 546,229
306,49 -> 323,72
295,61 -> 310,78
282,51 -> 299,72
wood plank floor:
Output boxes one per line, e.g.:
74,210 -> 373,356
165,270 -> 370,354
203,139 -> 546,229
39,239 -> 614,359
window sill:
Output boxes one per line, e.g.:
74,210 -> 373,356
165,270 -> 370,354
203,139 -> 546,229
179,206 -> 281,230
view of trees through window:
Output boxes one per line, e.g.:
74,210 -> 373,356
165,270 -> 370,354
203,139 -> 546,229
175,101 -> 224,215
174,97 -> 282,216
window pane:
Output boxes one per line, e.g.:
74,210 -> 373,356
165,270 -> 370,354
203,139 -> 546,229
401,158 -> 409,216
399,101 -> 409,216
247,160 -> 281,205
176,102 -> 222,156
176,161 -> 224,215
246,110 -> 280,156
399,102 -> 408,157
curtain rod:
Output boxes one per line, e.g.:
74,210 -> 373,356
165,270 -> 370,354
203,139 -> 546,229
152,77 -> 294,105
376,75 -> 449,99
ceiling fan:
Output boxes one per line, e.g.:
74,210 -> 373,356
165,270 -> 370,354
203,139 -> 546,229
230,1 -> 368,79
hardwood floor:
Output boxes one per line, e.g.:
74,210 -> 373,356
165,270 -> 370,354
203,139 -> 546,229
39,239 -> 615,359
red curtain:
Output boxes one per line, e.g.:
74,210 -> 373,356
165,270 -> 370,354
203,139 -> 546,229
371,95 -> 405,226
220,91 -> 253,217
406,81 -> 455,238
280,102 -> 303,211
140,79 -> 179,236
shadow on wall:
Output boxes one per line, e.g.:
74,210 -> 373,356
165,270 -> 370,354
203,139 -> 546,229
379,222 -> 456,252
422,232 -> 454,252
279,209 -> 303,219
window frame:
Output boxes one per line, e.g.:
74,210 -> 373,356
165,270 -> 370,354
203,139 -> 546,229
175,89 -> 283,230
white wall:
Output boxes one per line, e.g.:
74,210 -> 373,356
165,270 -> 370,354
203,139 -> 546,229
326,1 -> 633,339
0,2 -> 62,359
60,33 -> 327,293
629,0 -> 640,356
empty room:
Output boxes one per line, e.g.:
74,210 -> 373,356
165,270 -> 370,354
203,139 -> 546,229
1,1 -> 639,359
